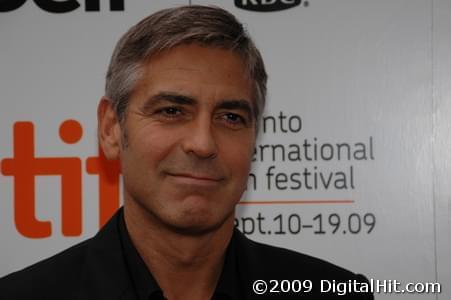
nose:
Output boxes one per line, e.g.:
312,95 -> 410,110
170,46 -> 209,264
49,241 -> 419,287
181,118 -> 218,159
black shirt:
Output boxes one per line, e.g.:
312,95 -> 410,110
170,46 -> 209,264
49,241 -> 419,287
118,211 -> 243,300
0,208 -> 373,299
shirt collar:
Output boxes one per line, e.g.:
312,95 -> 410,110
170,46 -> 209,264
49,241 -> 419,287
118,209 -> 165,300
213,230 -> 242,299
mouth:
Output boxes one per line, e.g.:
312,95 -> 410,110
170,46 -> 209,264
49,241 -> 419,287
166,172 -> 224,186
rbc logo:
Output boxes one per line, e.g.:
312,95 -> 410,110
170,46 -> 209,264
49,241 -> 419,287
0,0 -> 124,13
1,120 -> 121,238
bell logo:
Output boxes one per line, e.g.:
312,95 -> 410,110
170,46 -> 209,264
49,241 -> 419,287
1,120 -> 121,238
235,0 -> 308,12
0,0 -> 124,13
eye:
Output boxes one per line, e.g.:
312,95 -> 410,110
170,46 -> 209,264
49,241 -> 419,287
224,112 -> 243,122
221,112 -> 248,128
157,106 -> 183,117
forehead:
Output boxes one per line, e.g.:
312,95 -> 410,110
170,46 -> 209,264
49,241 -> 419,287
131,44 -> 253,106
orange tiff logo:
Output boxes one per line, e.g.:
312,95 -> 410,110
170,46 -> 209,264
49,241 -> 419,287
1,120 -> 121,238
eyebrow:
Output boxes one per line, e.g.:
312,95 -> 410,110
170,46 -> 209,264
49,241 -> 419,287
142,91 -> 254,120
142,92 -> 195,111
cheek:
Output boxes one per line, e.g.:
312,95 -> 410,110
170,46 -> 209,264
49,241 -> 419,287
221,140 -> 254,176
129,126 -> 180,161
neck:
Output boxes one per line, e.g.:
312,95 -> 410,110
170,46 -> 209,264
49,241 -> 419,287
123,199 -> 234,300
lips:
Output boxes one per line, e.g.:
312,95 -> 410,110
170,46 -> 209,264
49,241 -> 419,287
167,172 -> 223,181
166,172 -> 224,186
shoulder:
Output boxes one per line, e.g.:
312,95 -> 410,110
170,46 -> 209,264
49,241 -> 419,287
238,233 -> 353,278
0,210 -> 129,300
234,230 -> 373,299
0,238 -> 91,299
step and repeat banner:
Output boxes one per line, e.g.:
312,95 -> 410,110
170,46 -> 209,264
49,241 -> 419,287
1,1 -> 449,299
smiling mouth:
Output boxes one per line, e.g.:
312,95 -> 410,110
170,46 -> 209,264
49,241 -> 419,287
166,172 -> 223,185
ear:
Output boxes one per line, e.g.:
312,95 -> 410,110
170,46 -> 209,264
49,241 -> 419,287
97,97 -> 122,160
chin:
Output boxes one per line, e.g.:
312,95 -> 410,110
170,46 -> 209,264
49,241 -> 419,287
163,208 -> 234,236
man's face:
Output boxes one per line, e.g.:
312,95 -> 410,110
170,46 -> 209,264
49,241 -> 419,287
110,44 -> 256,234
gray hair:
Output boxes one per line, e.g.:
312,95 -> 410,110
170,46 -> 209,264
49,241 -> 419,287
105,5 -> 267,124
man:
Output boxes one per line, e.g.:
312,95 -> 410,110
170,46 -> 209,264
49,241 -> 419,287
0,5 -> 373,299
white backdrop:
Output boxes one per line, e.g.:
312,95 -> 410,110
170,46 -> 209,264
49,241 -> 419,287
0,1 -> 449,299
